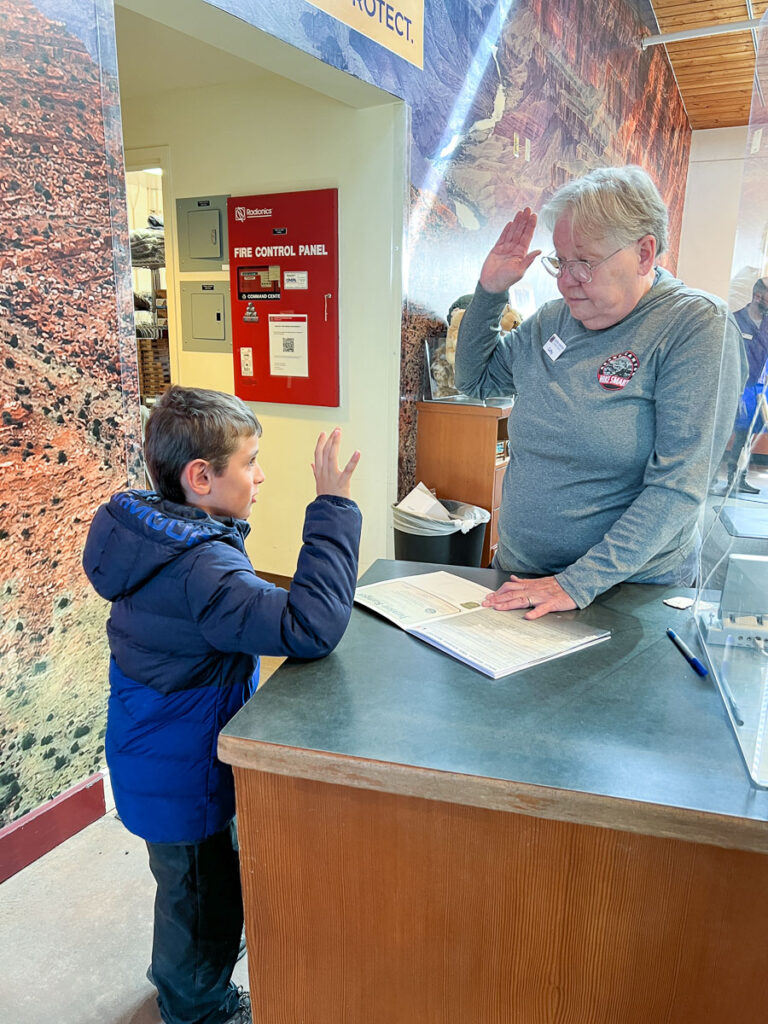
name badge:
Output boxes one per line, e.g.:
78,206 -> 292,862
544,334 -> 566,361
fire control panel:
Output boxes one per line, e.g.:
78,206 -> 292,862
227,188 -> 339,407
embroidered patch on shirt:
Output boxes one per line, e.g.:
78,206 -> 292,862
597,351 -> 639,391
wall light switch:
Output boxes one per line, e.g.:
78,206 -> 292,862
240,348 -> 254,376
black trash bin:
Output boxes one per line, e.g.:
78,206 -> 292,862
392,499 -> 490,567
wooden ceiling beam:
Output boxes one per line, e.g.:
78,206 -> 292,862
687,112 -> 751,119
667,46 -> 755,66
674,62 -> 760,82
665,35 -> 755,56
687,99 -> 753,113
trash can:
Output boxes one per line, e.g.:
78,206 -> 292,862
392,499 -> 490,567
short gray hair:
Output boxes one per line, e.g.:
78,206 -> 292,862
540,165 -> 668,256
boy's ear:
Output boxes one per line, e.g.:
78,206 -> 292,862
182,458 -> 213,498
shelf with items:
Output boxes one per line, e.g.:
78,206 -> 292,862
415,401 -> 513,567
131,241 -> 170,402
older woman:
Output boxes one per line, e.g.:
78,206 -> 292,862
455,165 -> 745,618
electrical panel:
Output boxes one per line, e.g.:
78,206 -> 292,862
179,281 -> 232,353
176,195 -> 230,272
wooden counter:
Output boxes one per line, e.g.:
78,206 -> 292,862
219,560 -> 768,1024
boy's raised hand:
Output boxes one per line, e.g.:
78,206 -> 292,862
312,428 -> 360,499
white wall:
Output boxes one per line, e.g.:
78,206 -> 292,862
122,74 -> 406,577
677,126 -> 748,304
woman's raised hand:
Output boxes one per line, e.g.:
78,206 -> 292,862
479,208 -> 541,294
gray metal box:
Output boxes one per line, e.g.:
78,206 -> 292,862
180,281 -> 232,352
188,208 -> 222,259
176,195 -> 229,271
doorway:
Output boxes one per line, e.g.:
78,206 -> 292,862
114,2 -> 407,575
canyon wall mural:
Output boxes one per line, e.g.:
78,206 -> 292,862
0,0 -> 140,825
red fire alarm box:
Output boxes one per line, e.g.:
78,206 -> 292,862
227,188 -> 339,407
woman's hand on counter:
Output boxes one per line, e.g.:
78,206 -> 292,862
482,574 -> 577,619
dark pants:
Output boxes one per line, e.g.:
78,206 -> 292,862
146,821 -> 244,1024
726,427 -> 749,477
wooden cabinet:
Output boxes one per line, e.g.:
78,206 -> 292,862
415,401 -> 512,566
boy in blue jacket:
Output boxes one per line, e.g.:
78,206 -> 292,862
83,386 -> 361,1024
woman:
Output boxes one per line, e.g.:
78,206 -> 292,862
455,165 -> 745,618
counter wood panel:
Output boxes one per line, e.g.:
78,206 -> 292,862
235,768 -> 768,1024
220,561 -> 768,1023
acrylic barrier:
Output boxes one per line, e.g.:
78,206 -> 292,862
695,11 -> 768,788
696,415 -> 768,787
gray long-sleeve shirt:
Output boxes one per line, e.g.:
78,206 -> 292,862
455,268 -> 745,607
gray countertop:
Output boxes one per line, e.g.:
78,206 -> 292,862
219,560 -> 768,852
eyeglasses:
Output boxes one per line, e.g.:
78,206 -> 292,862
541,247 -> 624,284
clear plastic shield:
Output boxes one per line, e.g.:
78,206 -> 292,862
695,12 -> 768,786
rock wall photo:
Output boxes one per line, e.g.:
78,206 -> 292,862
0,0 -> 140,826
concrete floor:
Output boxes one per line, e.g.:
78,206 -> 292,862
0,812 -> 249,1024
0,656 -> 285,1024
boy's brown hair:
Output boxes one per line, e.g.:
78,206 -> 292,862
144,385 -> 261,504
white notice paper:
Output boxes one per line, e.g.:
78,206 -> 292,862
284,271 -> 308,290
268,314 -> 309,377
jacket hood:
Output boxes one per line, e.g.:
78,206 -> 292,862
82,489 -> 250,601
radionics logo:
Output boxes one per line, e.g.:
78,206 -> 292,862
235,206 -> 272,221
305,0 -> 423,69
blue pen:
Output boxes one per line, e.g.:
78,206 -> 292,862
666,627 -> 708,676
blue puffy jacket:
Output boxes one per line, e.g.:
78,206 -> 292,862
82,490 -> 361,843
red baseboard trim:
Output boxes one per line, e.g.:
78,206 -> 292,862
0,772 -> 106,884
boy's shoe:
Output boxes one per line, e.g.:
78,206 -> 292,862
223,987 -> 251,1024
150,980 -> 251,1024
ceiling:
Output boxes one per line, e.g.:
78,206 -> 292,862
114,0 -> 394,109
114,7 -> 289,101
650,0 -> 768,129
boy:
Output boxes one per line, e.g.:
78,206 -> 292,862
83,386 -> 361,1024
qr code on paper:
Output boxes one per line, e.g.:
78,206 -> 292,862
282,338 -> 295,353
